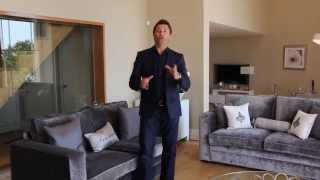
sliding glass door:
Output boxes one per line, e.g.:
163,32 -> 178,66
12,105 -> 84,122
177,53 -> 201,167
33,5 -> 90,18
56,27 -> 93,113
0,18 -> 94,133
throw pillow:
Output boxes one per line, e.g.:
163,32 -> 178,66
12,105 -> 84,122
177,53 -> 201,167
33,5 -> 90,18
309,104 -> 320,139
254,117 -> 290,132
84,122 -> 119,152
118,107 -> 140,140
44,118 -> 85,152
288,110 -> 317,140
223,103 -> 252,129
213,103 -> 228,129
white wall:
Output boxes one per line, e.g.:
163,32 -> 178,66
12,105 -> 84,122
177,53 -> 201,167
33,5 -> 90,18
0,0 -> 149,104
205,0 -> 268,34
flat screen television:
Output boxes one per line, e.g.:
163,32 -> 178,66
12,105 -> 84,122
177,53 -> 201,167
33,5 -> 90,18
214,64 -> 249,85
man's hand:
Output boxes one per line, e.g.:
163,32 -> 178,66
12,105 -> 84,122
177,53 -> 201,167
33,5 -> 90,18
140,75 -> 154,90
165,64 -> 181,80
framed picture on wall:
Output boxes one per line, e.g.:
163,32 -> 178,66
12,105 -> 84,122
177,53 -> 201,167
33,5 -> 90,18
283,45 -> 307,70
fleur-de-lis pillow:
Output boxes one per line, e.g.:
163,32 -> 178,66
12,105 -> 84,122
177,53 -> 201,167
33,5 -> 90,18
223,103 -> 252,129
288,110 -> 317,140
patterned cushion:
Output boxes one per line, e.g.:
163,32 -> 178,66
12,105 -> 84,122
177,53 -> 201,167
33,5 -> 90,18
223,103 -> 252,129
85,122 -> 119,152
288,110 -> 317,140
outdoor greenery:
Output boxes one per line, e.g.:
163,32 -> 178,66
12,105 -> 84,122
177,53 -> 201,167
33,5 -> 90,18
1,40 -> 34,69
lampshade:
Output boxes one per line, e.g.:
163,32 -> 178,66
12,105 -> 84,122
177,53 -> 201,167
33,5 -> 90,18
240,66 -> 255,75
313,33 -> 320,45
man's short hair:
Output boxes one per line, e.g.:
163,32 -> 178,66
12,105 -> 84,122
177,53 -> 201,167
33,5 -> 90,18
153,19 -> 173,34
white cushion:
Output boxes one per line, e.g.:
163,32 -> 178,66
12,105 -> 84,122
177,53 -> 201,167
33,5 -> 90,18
84,122 -> 119,152
288,110 -> 317,140
223,103 -> 252,129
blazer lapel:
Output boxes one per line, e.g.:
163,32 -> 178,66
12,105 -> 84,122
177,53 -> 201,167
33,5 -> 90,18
165,49 -> 174,83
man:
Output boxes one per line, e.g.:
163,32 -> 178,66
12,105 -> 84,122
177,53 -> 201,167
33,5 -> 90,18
129,19 -> 191,180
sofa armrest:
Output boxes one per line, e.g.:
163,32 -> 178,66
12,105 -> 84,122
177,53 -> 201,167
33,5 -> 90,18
199,111 -> 217,161
10,140 -> 86,180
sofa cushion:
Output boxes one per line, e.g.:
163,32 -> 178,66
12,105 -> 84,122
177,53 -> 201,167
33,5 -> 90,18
275,96 -> 314,122
288,110 -> 317,140
79,107 -> 106,134
309,103 -> 320,140
90,101 -> 128,136
44,117 -> 85,152
213,103 -> 227,129
223,103 -> 252,129
84,122 -> 119,152
31,112 -> 81,143
254,117 -> 290,132
264,132 -> 320,160
118,107 -> 140,140
86,150 -> 137,179
79,101 -> 127,151
225,95 -> 276,121
209,128 -> 271,151
107,136 -> 163,158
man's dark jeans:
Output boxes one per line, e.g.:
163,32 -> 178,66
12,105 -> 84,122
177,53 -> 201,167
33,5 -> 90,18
136,107 -> 179,180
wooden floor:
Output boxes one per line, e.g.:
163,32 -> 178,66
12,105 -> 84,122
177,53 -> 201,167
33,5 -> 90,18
0,141 -> 249,180
175,141 -> 248,180
0,144 -> 9,169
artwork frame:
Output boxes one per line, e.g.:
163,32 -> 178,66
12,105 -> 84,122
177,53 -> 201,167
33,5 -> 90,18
283,45 -> 307,70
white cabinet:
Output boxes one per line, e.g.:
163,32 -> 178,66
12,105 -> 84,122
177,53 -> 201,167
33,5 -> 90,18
178,99 -> 189,141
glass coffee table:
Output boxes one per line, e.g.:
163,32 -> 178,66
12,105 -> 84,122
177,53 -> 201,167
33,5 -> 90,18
211,171 -> 302,180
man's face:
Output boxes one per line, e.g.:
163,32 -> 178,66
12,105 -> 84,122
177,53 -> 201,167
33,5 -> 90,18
153,24 -> 171,47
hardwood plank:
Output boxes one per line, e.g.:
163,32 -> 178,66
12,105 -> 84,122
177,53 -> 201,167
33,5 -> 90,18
175,141 -> 249,180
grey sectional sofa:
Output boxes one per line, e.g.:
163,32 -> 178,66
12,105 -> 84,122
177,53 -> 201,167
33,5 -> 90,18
10,101 -> 163,180
200,95 -> 320,180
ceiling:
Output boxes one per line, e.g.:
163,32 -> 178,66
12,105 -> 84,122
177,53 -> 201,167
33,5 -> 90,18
210,22 -> 262,38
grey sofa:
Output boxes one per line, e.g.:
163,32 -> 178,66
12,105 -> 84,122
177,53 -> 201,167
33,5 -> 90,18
10,101 -> 163,180
200,95 -> 320,180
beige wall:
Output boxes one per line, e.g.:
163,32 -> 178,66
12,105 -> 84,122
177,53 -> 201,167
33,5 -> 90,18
147,0 -> 204,139
255,0 -> 320,96
205,0 -> 268,34
0,0 -> 149,104
210,0 -> 320,96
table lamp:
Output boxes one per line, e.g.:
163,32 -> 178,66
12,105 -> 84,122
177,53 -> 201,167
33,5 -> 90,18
240,66 -> 255,90
313,33 -> 320,45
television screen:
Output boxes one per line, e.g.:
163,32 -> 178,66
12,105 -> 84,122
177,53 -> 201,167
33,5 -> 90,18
214,64 -> 249,85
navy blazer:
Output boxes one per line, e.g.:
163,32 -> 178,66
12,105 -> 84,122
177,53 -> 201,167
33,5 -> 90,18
129,47 -> 191,119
